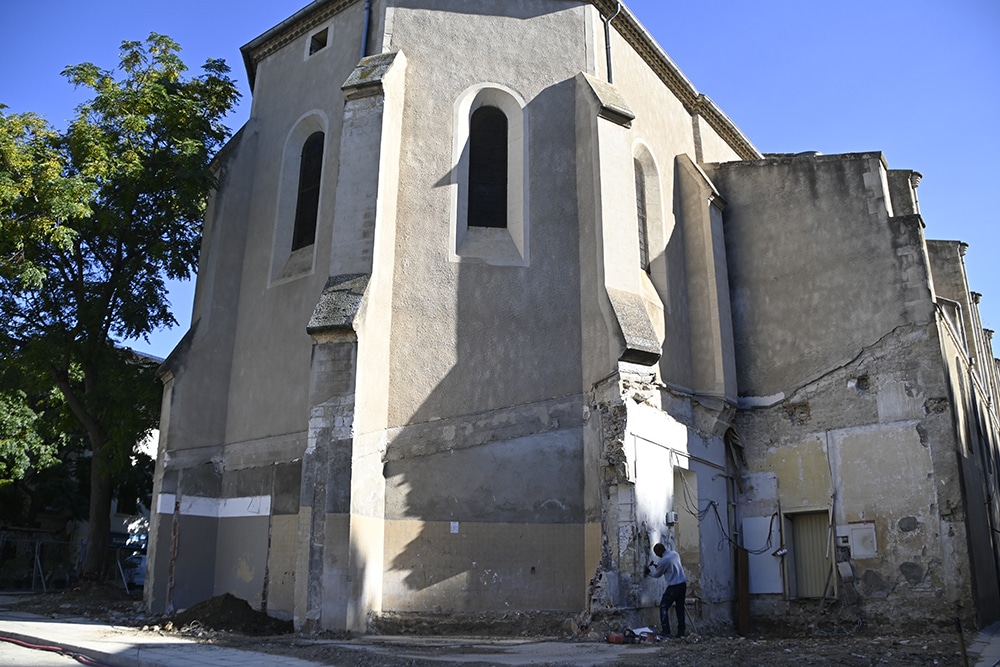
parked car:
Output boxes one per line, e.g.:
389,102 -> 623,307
123,553 -> 146,587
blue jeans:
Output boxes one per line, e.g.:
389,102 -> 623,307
660,582 -> 687,637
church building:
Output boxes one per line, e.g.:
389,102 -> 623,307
148,0 -> 1000,633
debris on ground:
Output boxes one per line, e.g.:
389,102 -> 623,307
9,581 -> 147,623
170,593 -> 292,635
6,588 -> 970,666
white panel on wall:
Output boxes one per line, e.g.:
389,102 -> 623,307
743,515 -> 783,594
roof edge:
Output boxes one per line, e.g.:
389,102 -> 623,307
240,0 -> 760,160
591,0 -> 760,160
241,0 -> 360,91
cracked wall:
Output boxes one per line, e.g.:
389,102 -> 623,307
709,153 -> 977,630
733,325 -> 970,628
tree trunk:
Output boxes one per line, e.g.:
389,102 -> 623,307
81,443 -> 114,579
49,362 -> 115,580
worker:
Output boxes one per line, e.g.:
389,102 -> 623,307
646,542 -> 686,638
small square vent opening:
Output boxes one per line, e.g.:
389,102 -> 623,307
309,29 -> 328,56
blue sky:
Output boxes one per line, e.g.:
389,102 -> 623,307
2,0 -> 998,360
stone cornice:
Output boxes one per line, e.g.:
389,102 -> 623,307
242,0 -> 760,160
307,273 -> 370,335
242,0 -> 360,90
590,0 -> 760,160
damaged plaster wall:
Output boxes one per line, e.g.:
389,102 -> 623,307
381,396 -> 588,612
586,369 -> 736,633
926,240 -> 1000,626
709,153 -> 975,629
574,4 -> 748,633
733,325 -> 970,628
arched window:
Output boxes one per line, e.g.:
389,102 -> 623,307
450,84 -> 527,266
291,131 -> 324,250
635,159 -> 649,272
468,106 -> 508,228
633,144 -> 664,279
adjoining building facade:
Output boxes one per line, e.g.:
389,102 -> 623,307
147,0 -> 1000,633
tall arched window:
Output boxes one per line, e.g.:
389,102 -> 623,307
450,84 -> 527,266
635,159 -> 650,272
468,106 -> 508,228
291,131 -> 324,250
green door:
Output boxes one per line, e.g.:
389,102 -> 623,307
791,512 -> 832,598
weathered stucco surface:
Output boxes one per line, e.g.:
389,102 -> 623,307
708,153 -> 988,629
148,0 -> 1000,637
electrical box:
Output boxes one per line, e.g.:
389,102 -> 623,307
836,521 -> 878,559
666,511 -> 678,525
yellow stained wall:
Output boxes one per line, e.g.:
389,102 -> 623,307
266,514 -> 299,618
382,520 -> 586,612
767,436 -> 833,510
836,424 -> 934,564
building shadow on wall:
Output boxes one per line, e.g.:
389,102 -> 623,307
380,137 -> 725,610
383,76 -> 586,607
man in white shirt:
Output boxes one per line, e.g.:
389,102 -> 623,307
646,542 -> 687,638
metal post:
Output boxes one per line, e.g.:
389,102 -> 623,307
33,540 -> 46,593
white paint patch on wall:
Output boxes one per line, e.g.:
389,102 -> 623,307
626,403 -> 691,537
155,493 -> 272,518
875,379 -> 925,422
625,403 -> 690,479
737,393 -> 786,409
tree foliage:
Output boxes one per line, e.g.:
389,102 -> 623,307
0,387 -> 55,480
0,108 -> 92,288
0,359 -> 88,527
0,33 -> 238,576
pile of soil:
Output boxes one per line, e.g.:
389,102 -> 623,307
170,593 -> 292,635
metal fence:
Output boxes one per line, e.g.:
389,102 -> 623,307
0,536 -> 78,592
0,534 -> 142,593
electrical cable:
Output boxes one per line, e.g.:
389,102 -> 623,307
676,466 -> 778,554
0,634 -> 114,667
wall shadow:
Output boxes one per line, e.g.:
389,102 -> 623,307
384,77 -> 586,609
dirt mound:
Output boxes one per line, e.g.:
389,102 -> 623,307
171,593 -> 292,635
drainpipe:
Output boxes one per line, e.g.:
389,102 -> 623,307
360,0 -> 372,60
603,2 -> 622,83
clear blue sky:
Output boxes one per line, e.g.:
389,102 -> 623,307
2,0 -> 998,360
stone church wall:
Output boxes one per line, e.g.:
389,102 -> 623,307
146,0 -> 998,635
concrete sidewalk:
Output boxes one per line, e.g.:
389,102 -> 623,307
1,600 -> 998,667
0,608 -> 325,667
0,605 -> 660,667
969,622 -> 1000,667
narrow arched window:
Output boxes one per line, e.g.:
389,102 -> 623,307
468,106 -> 507,228
635,159 -> 650,272
292,131 -> 324,250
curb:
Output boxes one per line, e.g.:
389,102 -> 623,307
0,628 -> 147,667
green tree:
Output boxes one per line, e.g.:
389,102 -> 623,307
0,108 -> 92,288
0,33 -> 238,577
0,358 -> 87,527
0,387 -> 56,482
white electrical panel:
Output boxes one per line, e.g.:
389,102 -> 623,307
836,521 -> 877,559
849,523 -> 878,558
